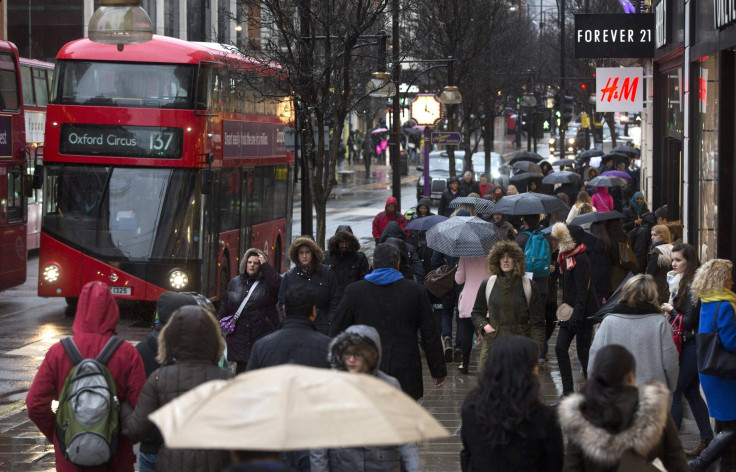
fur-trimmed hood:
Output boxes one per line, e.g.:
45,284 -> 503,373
327,230 -> 360,255
558,382 -> 670,467
651,243 -> 673,269
551,222 -> 579,253
328,325 -> 382,375
487,239 -> 526,277
288,237 -> 324,265
239,248 -> 268,276
156,305 -> 224,365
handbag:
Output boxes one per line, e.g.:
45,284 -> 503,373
618,241 -> 639,272
697,301 -> 736,378
556,303 -> 574,322
671,313 -> 684,356
424,264 -> 456,298
219,280 -> 260,336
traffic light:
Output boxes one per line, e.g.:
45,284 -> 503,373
562,95 -> 574,124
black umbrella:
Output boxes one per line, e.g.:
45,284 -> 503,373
508,152 -> 544,165
612,145 -> 640,157
568,210 -> 625,226
510,172 -> 544,185
404,214 -> 448,231
425,216 -> 501,257
512,161 -> 543,173
401,127 -> 424,137
542,171 -> 581,185
551,158 -> 577,168
491,193 -> 569,216
588,175 -> 628,187
449,197 -> 495,214
577,149 -> 604,159
589,272 -> 635,324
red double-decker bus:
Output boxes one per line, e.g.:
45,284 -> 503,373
0,41 -> 28,292
20,57 -> 54,251
38,36 -> 293,306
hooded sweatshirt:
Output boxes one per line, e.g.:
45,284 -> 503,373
372,196 -> 408,240
310,325 -> 419,472
27,281 -> 146,472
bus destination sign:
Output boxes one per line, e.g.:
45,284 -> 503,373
59,124 -> 183,159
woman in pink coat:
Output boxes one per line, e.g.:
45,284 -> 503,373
455,256 -> 491,374
591,186 -> 614,213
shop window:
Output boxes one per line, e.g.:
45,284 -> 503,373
694,56 -> 718,262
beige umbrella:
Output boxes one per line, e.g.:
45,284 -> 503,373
148,364 -> 449,451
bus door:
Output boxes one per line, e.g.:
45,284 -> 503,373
200,168 -> 219,298
0,163 -> 27,288
240,168 -> 254,260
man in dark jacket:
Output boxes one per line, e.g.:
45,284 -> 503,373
134,291 -> 199,471
438,176 -> 465,217
324,225 -> 371,295
246,285 -> 331,370
379,221 -> 424,282
330,244 -> 447,400
629,211 -> 657,274
459,171 -> 480,196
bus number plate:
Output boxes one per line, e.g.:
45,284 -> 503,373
109,286 -> 132,296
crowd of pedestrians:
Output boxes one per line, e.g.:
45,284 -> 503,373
23,150 -> 736,472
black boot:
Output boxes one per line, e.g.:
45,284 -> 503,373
689,430 -> 736,472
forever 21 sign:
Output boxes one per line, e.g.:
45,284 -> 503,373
575,14 -> 655,58
60,123 -> 183,159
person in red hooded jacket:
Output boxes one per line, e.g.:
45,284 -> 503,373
372,196 -> 408,242
26,281 -> 146,472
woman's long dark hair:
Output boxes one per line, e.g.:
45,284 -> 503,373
581,344 -> 636,432
471,335 -> 541,447
672,243 -> 699,310
590,221 -> 612,252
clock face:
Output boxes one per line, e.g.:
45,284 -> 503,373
410,94 -> 443,127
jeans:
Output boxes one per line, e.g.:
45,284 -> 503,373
441,286 -> 460,343
672,342 -> 714,440
555,323 -> 593,395
139,452 -> 157,472
457,317 -> 475,368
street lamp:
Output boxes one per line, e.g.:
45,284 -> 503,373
88,0 -> 153,51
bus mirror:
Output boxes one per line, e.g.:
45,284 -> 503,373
23,174 -> 34,197
201,169 -> 213,195
33,165 -> 43,189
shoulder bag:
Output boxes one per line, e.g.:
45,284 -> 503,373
671,313 -> 684,356
618,241 -> 639,273
697,301 -> 736,378
219,280 -> 260,336
424,264 -> 456,298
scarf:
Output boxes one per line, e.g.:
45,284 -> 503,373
558,244 -> 587,272
699,288 -> 736,305
299,264 -> 314,276
630,191 -> 645,215
364,268 -> 404,285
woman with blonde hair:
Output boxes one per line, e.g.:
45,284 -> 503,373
588,274 -> 679,391
646,224 -> 674,305
470,240 -> 545,371
566,190 -> 596,223
688,259 -> 736,471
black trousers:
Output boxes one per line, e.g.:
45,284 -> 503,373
555,323 -> 593,395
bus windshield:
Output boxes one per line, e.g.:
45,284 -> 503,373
56,61 -> 195,109
43,165 -> 200,261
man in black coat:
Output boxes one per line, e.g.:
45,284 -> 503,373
628,211 -> 657,274
323,225 -> 371,295
246,285 -> 331,370
438,176 -> 465,217
330,244 -> 447,400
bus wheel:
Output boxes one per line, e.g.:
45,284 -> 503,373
65,297 -> 78,317
218,257 -> 230,308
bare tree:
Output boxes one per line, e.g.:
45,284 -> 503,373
232,0 -> 389,246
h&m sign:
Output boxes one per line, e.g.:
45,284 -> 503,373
595,67 -> 644,113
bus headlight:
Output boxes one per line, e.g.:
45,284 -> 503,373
43,264 -> 61,284
168,270 -> 189,290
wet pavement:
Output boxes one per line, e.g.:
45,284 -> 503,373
0,138 -> 703,470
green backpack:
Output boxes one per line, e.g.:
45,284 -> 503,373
55,336 -> 123,468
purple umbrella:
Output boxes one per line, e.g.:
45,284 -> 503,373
601,170 -> 632,180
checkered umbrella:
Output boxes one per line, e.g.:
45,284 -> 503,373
426,216 -> 501,257
449,197 -> 495,214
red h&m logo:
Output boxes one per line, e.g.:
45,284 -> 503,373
599,76 -> 639,103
